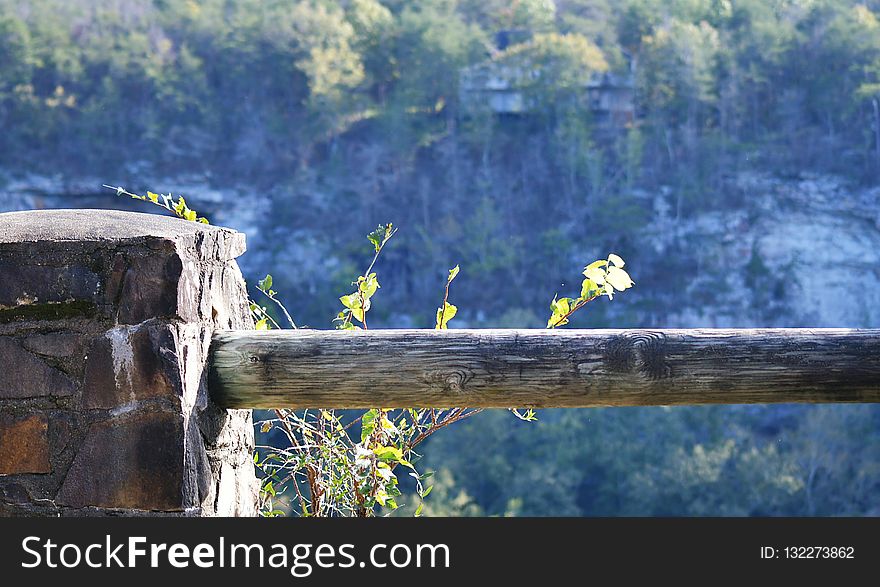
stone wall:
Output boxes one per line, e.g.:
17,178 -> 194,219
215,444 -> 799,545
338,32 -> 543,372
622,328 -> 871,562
0,209 -> 259,516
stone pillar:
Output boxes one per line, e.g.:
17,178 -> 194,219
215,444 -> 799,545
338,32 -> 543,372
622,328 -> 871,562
0,209 -> 258,516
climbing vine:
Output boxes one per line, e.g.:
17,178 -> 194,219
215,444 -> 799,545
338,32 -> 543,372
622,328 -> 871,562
110,185 -> 634,517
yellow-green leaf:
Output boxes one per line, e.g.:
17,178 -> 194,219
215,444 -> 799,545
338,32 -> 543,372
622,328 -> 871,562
359,273 -> 380,299
373,446 -> 403,462
435,302 -> 457,329
580,278 -> 598,299
551,296 -> 571,316
606,266 -> 634,291
339,293 -> 362,309
548,315 -> 568,327
583,266 -> 606,285
547,296 -> 572,328
607,253 -> 625,268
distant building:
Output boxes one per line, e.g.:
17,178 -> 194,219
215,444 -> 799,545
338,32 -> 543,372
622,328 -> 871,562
459,31 -> 635,128
584,72 -> 635,127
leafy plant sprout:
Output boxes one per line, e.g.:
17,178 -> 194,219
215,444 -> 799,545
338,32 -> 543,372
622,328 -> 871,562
103,184 -> 209,224
546,253 -> 634,328
111,185 -> 634,516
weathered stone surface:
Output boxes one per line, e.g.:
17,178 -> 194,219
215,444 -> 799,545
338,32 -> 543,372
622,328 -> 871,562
0,262 -> 102,309
21,332 -> 82,358
0,480 -> 34,504
0,210 -> 246,324
116,253 -> 183,324
0,414 -> 50,474
0,210 -> 245,254
211,263 -> 253,330
56,411 -> 185,510
201,406 -> 258,516
0,338 -> 76,398
172,323 -> 258,515
82,323 -> 179,409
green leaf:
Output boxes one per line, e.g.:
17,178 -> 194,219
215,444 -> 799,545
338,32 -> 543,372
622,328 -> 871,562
339,293 -> 361,309
447,265 -> 460,283
361,409 -> 379,442
260,421 -> 272,433
547,296 -> 573,328
358,273 -> 380,299
553,296 -> 571,315
414,502 -> 424,517
258,274 -> 273,291
146,191 -> 159,204
255,318 -> 269,330
580,278 -> 598,299
607,253 -> 625,268
585,259 -> 608,271
373,446 -> 404,462
420,485 -> 433,498
435,302 -> 458,329
367,224 -> 388,252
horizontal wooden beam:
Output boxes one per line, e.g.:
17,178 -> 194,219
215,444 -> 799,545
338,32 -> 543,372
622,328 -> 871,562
207,329 -> 880,409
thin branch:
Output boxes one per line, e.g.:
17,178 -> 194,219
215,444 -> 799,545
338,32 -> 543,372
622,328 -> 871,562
258,288 -> 298,329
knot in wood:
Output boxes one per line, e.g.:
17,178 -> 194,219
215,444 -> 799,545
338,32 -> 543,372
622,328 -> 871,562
425,365 -> 474,393
603,331 -> 671,380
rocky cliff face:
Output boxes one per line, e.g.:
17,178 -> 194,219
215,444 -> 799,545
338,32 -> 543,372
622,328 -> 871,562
644,173 -> 880,328
2,171 -> 879,329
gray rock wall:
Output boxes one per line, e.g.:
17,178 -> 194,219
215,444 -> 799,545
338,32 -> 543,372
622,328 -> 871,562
0,209 -> 259,516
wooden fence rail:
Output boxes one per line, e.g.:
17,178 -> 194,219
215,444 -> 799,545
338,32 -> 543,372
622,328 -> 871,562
207,328 -> 880,409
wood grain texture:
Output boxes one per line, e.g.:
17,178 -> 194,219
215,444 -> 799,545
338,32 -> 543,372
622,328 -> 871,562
207,329 -> 880,409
